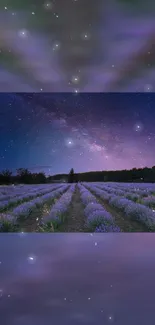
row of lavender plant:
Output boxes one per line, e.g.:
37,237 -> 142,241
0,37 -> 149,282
140,196 -> 155,209
0,184 -> 64,212
0,184 -> 55,202
102,182 -> 155,190
39,184 -> 76,231
86,182 -> 155,207
11,184 -> 69,219
95,184 -> 142,202
78,184 -> 120,233
0,213 -> 18,232
98,182 -> 155,196
0,184 -> 40,195
84,183 -> 155,231
93,182 -> 144,205
111,185 -> 155,208
94,182 -> 152,203
95,183 -> 155,208
0,184 -> 70,231
0,189 -> 41,202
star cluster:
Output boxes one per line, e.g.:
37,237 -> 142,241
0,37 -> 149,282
0,0 -> 155,92
0,92 -> 155,175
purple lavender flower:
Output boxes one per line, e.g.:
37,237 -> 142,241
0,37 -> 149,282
0,213 -> 17,232
42,185 -> 75,227
0,184 -> 66,212
124,203 -> 155,229
12,201 -> 37,218
80,192 -> 97,205
109,197 -> 130,210
142,197 -> 155,208
12,184 -> 70,220
0,200 -> 10,212
84,202 -> 104,216
78,184 -> 117,231
95,224 -> 121,232
126,194 -> 140,202
86,210 -> 114,230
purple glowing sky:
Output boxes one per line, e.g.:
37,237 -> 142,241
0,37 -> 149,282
0,92 -> 155,175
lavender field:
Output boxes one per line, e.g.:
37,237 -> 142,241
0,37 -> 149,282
1,182 -> 155,232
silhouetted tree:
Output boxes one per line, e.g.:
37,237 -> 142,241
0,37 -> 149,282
0,169 -> 12,184
32,172 -> 46,184
16,168 -> 32,184
68,168 -> 74,183
1,164 -> 155,185
75,173 -> 79,183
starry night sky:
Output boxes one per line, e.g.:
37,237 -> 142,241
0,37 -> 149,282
1,233 -> 155,325
0,92 -> 155,175
0,0 -> 155,92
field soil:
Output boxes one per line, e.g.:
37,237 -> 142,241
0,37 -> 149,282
58,184 -> 87,232
88,189 -> 148,232
14,199 -> 57,232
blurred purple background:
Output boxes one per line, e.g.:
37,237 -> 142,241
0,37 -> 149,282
0,233 -> 155,324
0,0 -> 155,92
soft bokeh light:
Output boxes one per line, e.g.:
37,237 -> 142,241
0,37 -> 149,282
1,233 -> 155,324
0,0 -> 155,91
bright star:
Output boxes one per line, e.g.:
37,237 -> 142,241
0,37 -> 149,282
65,138 -> 74,148
53,42 -> 60,51
44,2 -> 53,10
134,122 -> 143,132
28,255 -> 36,264
81,32 -> 90,40
144,84 -> 153,92
18,29 -> 28,38
72,76 -> 79,84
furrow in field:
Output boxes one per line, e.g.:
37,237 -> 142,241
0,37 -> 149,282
84,184 -> 155,232
0,185 -> 69,232
39,184 -> 76,232
78,184 -> 120,233
0,185 -> 64,213
57,184 -> 87,232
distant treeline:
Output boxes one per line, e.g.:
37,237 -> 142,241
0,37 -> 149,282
1,166 -> 155,185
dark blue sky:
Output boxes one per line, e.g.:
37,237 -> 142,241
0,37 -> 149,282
0,92 -> 155,175
0,233 -> 155,325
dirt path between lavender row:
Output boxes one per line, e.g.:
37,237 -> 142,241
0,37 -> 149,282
16,200 -> 55,232
88,188 -> 148,232
58,184 -> 87,232
14,193 -> 65,232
